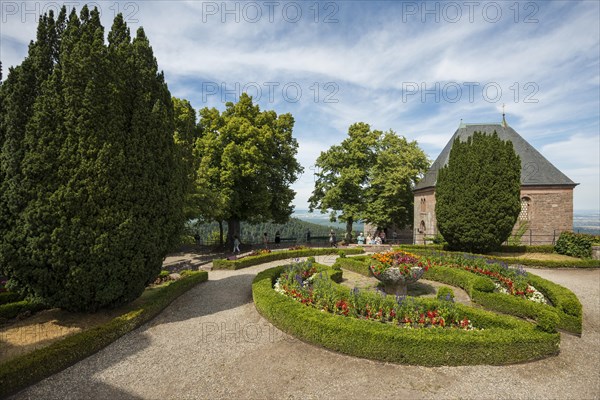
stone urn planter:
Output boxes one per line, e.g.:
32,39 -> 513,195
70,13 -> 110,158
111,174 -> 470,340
369,265 -> 426,296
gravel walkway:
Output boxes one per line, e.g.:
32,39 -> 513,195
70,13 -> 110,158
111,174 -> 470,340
12,257 -> 600,400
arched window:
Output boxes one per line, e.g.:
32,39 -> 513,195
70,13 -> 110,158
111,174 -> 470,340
419,220 -> 426,233
519,197 -> 531,220
420,198 -> 426,213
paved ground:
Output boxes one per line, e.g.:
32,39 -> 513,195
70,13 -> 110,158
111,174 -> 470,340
12,256 -> 600,400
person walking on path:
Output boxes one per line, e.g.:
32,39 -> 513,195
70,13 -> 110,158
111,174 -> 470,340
263,232 -> 269,249
275,231 -> 281,247
233,236 -> 241,254
329,230 -> 337,248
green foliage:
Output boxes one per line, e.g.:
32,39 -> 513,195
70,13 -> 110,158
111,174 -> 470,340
213,248 -> 365,270
0,7 -> 185,311
0,270 -> 208,398
173,97 -> 201,219
253,265 -> 559,366
436,286 -> 455,301
309,123 -> 429,238
555,231 -> 594,258
194,93 -> 303,243
337,252 -> 582,334
507,221 -> 529,246
332,257 -> 372,275
0,291 -> 23,305
435,132 -> 521,253
0,299 -> 46,320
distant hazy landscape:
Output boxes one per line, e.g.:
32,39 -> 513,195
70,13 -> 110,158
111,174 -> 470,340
293,210 -> 365,232
573,210 -> 600,235
293,209 -> 600,235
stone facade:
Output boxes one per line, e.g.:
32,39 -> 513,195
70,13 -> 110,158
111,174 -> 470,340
413,188 -> 437,245
413,186 -> 574,245
514,186 -> 574,244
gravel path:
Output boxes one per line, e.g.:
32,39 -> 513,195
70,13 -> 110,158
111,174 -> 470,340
12,257 -> 600,400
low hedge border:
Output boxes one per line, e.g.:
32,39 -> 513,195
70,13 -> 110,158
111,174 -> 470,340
213,247 -> 365,270
253,265 -> 560,366
334,257 -> 582,334
0,270 -> 209,398
397,246 -> 599,268
0,300 -> 47,321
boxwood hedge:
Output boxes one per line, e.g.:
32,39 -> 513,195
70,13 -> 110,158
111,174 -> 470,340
0,270 -> 209,398
253,265 -> 560,366
213,247 -> 364,270
334,256 -> 582,334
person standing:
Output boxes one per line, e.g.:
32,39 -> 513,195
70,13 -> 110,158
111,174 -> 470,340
329,229 -> 337,248
306,229 -> 311,243
233,235 -> 241,254
275,230 -> 281,246
263,232 -> 269,249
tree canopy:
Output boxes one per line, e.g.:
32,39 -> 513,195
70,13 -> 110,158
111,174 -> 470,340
0,7 -> 185,311
194,93 -> 303,244
309,123 -> 428,238
435,131 -> 521,253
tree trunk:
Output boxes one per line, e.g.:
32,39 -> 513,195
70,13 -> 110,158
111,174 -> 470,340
227,218 -> 241,245
345,217 -> 353,242
218,221 -> 224,247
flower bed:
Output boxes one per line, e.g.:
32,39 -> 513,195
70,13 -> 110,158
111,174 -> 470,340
253,264 -> 560,366
213,247 -> 365,270
276,260 -> 477,330
333,251 -> 582,334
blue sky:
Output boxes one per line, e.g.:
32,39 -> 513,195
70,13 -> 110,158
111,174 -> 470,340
1,1 -> 599,211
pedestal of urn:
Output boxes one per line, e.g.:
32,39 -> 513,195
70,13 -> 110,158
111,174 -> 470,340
371,266 -> 425,296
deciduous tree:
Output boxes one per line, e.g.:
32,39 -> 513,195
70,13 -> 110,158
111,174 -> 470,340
195,93 -> 303,244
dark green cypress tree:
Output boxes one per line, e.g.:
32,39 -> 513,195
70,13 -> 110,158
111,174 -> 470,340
435,132 -> 521,253
1,7 -> 184,311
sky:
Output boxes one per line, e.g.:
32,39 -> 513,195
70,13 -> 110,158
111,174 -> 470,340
1,0 -> 599,212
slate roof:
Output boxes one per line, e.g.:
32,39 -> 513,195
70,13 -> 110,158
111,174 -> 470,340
414,122 -> 577,191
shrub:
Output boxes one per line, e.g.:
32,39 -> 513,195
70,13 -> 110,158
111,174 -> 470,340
253,265 -> 560,366
0,9 -> 185,312
435,132 -> 521,253
342,252 -> 582,334
555,231 -> 594,259
0,300 -> 47,320
436,286 -> 455,302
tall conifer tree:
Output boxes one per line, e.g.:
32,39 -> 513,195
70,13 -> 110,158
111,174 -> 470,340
435,132 -> 521,253
0,7 -> 185,311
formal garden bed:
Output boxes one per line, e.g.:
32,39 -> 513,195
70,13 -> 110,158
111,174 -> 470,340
0,270 -> 208,398
253,259 -> 561,366
212,246 -> 364,270
333,251 -> 583,334
397,244 -> 599,268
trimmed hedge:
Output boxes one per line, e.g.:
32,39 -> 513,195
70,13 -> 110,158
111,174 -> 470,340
398,246 -> 599,268
0,270 -> 208,398
0,292 -> 25,306
486,255 -> 599,268
253,266 -> 560,366
213,248 -> 364,270
335,256 -> 582,334
0,300 -> 47,320
499,245 -> 555,254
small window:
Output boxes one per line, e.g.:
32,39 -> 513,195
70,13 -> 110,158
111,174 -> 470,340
420,198 -> 427,213
519,197 -> 531,220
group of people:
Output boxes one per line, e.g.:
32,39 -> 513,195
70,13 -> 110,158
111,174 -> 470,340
356,230 -> 386,245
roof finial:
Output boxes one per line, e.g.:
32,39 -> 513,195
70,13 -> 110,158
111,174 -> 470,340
501,103 -> 508,127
